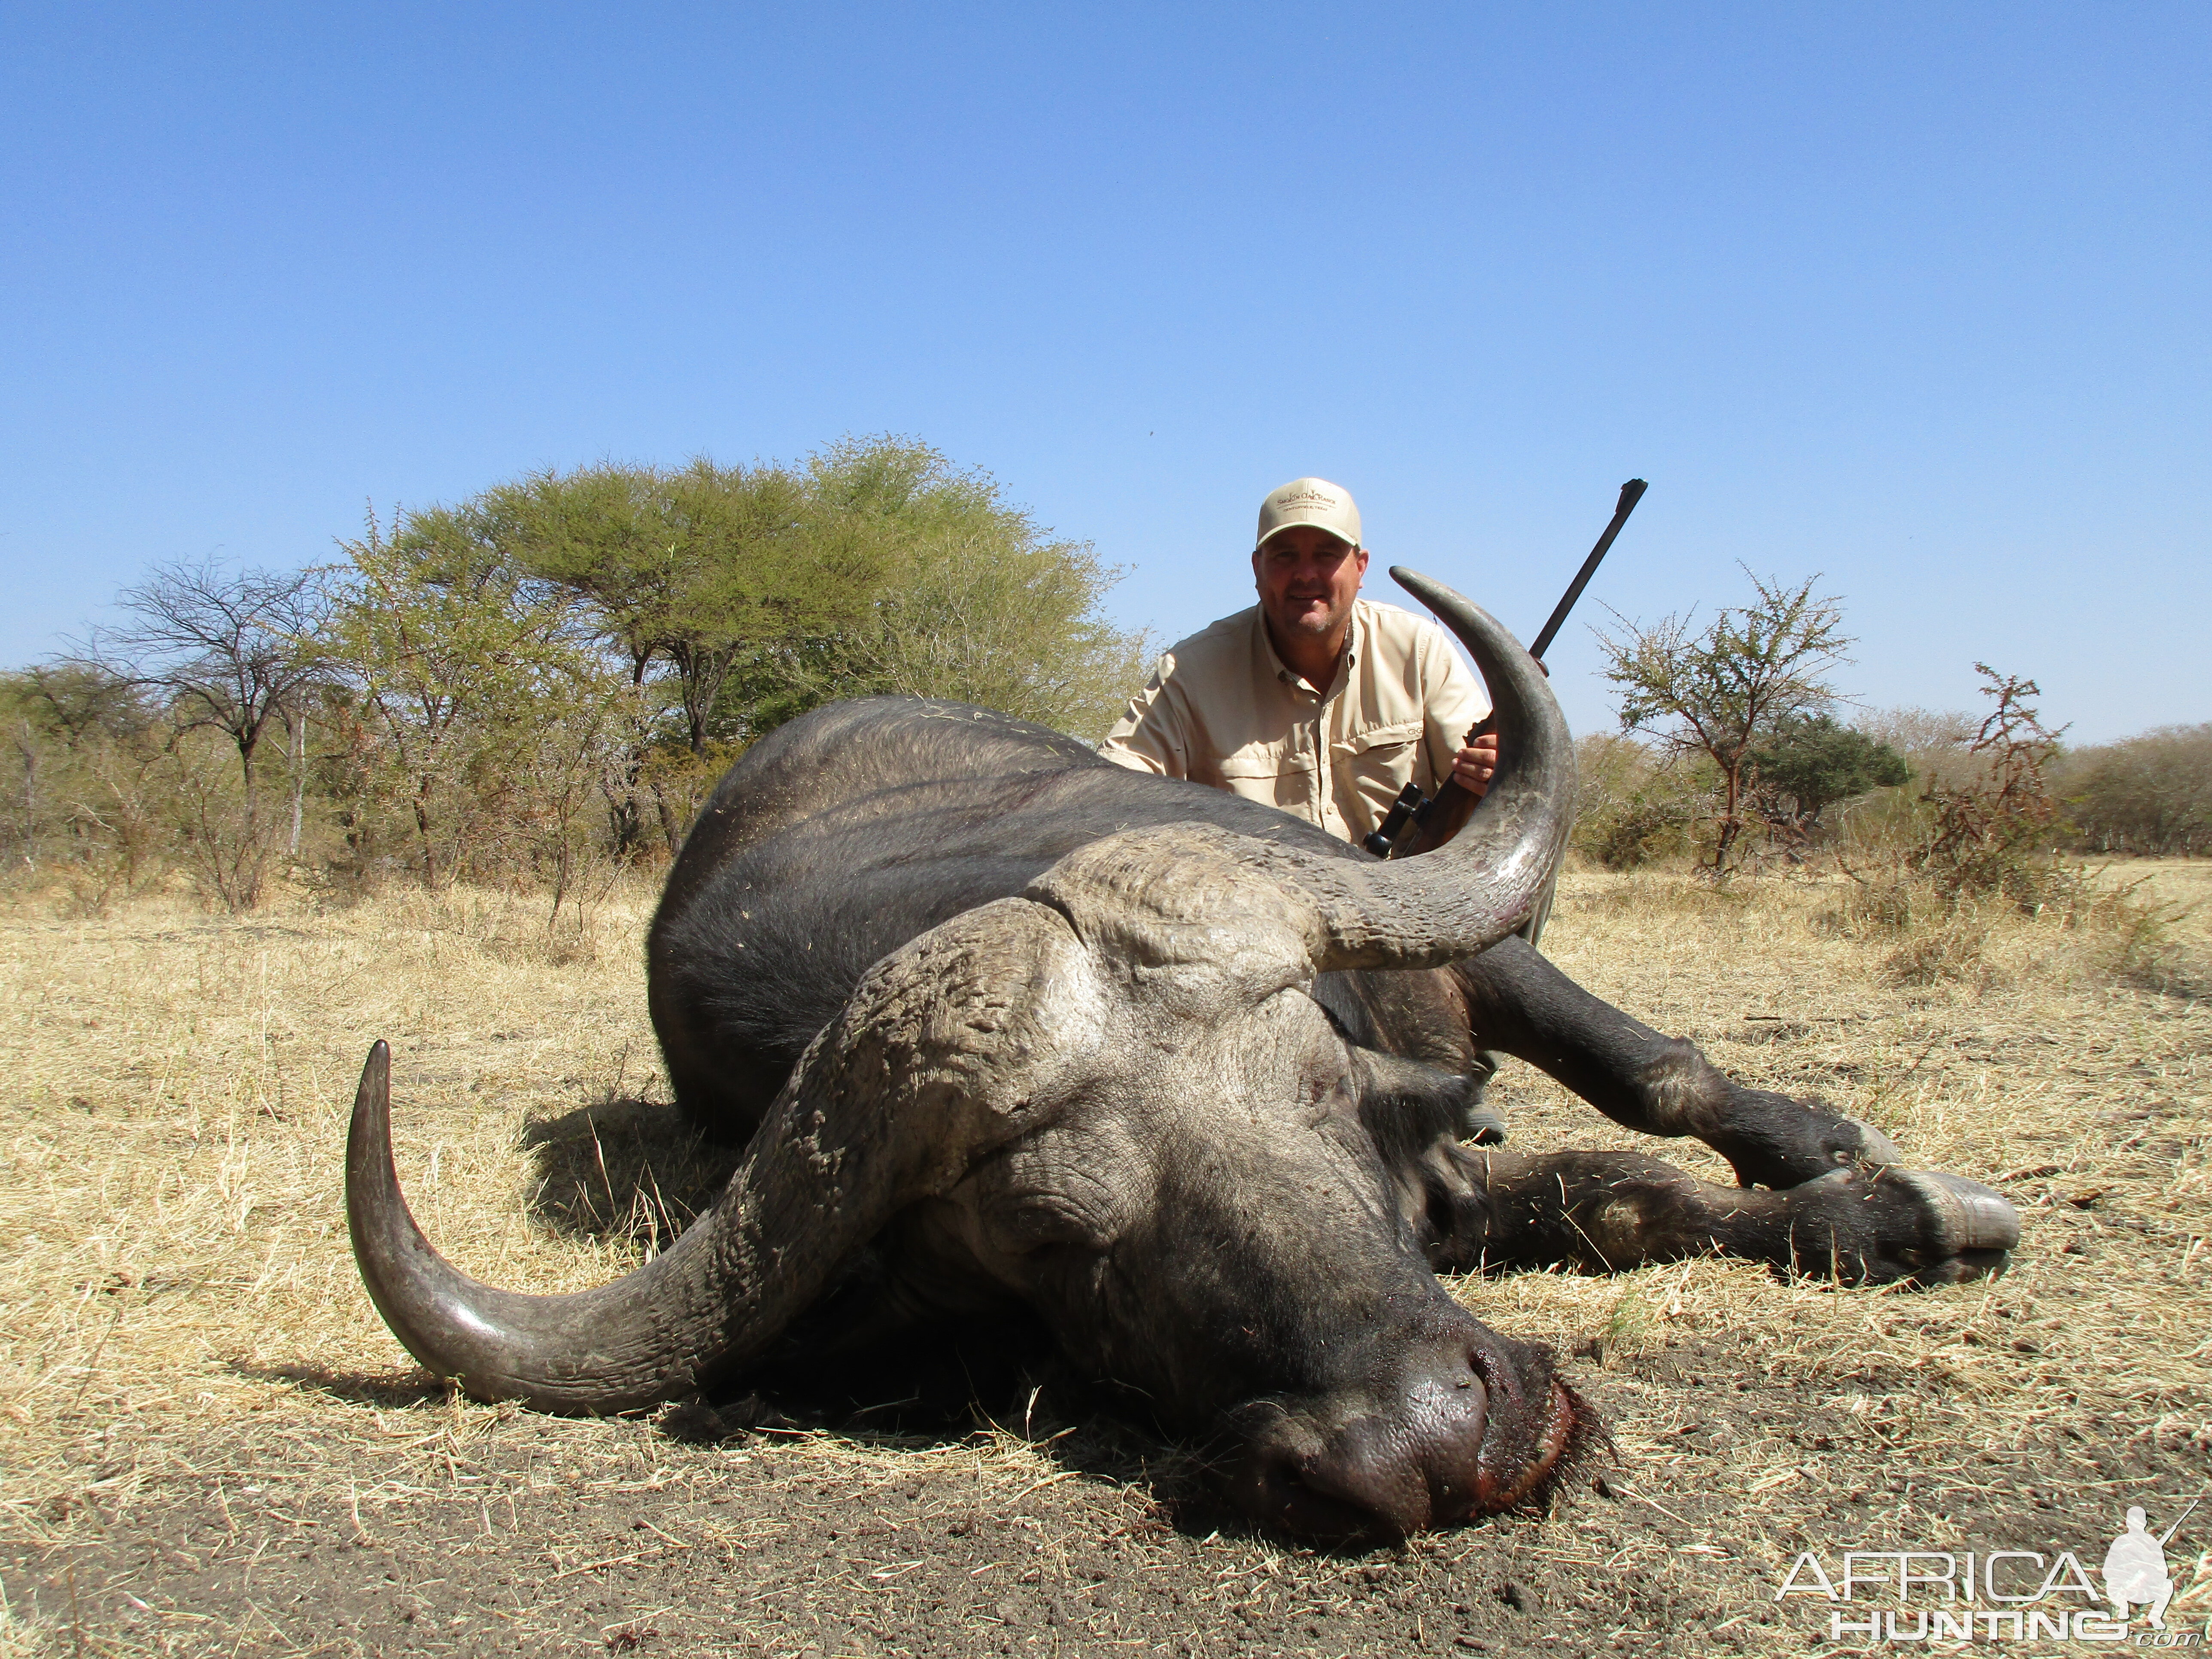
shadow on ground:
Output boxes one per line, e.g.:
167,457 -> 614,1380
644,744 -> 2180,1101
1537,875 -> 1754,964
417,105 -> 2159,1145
518,1096 -> 741,1245
231,1361 -> 451,1410
347,1090 -> 1241,1538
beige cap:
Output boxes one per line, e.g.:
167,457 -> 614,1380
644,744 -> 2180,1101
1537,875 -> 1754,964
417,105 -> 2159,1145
1257,477 -> 1362,550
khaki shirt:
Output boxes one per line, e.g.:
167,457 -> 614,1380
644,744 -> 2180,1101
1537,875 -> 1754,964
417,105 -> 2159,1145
1100,599 -> 1491,843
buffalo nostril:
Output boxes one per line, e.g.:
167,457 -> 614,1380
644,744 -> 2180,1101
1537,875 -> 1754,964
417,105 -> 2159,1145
1247,1444 -> 1403,1543
1230,1328 -> 1581,1539
1241,1365 -> 1492,1540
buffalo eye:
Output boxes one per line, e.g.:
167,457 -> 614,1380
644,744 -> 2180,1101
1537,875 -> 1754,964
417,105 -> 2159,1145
998,1193 -> 1110,1252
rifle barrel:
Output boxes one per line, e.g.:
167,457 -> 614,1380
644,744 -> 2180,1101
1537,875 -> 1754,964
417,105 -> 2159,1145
1382,477 -> 1647,863
1528,477 -> 1647,661
2157,1495 -> 2204,1546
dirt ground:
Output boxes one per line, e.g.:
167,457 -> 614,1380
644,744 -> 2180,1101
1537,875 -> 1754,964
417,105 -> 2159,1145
1,859 -> 2207,1656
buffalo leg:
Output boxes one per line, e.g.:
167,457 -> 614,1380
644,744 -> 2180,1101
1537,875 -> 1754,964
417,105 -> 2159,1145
1425,1145 -> 2016,1287
1452,937 -> 1900,1188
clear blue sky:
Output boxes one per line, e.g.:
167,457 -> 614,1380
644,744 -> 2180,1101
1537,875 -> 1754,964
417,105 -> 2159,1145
5,4 -> 2206,742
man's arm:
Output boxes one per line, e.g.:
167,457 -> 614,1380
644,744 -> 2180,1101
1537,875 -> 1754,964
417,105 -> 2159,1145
1099,655 -> 1190,778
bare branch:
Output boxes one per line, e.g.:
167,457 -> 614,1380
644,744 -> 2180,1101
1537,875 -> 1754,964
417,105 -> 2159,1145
1592,569 -> 1854,876
89,558 -> 329,796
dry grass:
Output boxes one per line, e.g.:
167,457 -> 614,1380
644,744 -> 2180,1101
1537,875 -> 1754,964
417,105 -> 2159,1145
0,873 -> 672,1486
1488,860 -> 2212,1536
2114,856 -> 2212,954
0,861 -> 2207,1653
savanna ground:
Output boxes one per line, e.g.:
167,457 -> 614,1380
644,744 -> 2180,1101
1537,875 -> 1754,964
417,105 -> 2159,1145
1,858 -> 2207,1656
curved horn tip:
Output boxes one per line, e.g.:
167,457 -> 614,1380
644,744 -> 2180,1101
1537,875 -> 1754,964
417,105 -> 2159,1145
1387,567 -> 1531,650
355,1040 -> 391,1107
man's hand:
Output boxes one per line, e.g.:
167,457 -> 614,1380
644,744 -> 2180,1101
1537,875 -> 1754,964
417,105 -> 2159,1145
1452,731 -> 1500,799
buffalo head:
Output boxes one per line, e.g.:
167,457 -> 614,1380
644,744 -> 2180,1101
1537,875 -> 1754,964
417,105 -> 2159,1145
347,572 -> 1590,1540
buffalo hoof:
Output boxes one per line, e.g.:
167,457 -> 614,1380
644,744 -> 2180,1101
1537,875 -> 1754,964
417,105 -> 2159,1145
1463,1052 -> 1509,1145
1716,1094 -> 1908,1190
1778,1166 -> 2020,1286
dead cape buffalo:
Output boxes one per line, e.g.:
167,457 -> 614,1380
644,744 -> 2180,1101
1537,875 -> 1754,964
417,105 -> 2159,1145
346,569 -> 2018,1542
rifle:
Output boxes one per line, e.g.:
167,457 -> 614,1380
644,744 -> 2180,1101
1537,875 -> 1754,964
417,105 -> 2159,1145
1362,478 -> 1648,861
2157,1495 -> 2205,1547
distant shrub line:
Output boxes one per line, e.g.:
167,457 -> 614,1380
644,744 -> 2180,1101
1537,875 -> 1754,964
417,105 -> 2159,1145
3,439 -> 1146,917
7,468 -> 2203,924
1573,696 -> 2210,876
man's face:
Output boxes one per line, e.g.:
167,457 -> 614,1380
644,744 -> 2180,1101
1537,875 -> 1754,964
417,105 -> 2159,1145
1252,526 -> 1369,647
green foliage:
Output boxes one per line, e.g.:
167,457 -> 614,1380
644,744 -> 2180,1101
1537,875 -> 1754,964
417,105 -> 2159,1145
1568,733 -> 1716,869
0,665 -> 167,903
4,663 -> 159,750
2057,723 -> 2212,857
1747,712 -> 1910,830
324,511 -> 632,894
383,438 -> 1142,779
1595,568 -> 1853,875
471,456 -> 819,756
717,437 -> 1143,741
711,438 -> 1146,741
843,530 -> 1147,738
1824,707 -> 1977,864
3,437 -> 1145,910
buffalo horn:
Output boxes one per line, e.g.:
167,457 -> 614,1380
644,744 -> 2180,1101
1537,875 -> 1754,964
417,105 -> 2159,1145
1277,569 -> 1576,973
346,896 -> 1085,1412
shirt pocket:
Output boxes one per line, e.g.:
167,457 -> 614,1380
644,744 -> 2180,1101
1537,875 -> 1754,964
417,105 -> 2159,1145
1334,719 -> 1425,826
1216,742 -> 1315,817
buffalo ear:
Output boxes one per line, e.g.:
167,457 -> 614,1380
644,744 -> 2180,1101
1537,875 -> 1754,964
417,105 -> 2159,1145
1351,1049 -> 1486,1170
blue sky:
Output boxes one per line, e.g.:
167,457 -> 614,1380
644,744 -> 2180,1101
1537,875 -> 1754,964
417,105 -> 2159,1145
4,3 -> 2206,742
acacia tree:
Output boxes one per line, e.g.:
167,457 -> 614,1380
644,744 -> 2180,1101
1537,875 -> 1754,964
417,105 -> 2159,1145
480,458 -> 821,756
383,439 -> 1146,857
743,436 -> 1144,740
324,512 -> 626,889
845,528 -> 1146,735
98,560 -> 325,798
81,560 -> 326,905
1594,569 -> 1853,875
482,458 -> 827,854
